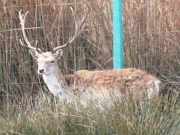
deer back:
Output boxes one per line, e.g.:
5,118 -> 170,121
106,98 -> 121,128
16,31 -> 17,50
71,68 -> 160,96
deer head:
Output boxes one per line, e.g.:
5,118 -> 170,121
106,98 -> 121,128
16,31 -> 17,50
19,7 -> 85,76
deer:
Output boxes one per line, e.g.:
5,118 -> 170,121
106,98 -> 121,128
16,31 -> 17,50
18,7 -> 161,100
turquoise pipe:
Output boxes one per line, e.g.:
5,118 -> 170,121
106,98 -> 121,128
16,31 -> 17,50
113,0 -> 124,69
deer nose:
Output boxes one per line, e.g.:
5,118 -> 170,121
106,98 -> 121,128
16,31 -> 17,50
39,69 -> 44,73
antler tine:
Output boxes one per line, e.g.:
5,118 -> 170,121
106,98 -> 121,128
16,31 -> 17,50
19,10 -> 42,53
53,7 -> 86,52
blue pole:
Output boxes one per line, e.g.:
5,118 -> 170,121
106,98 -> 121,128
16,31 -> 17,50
113,0 -> 124,69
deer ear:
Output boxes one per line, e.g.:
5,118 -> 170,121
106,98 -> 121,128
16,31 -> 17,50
28,49 -> 39,59
54,49 -> 63,59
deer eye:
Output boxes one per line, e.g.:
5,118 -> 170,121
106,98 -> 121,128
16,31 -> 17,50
51,60 -> 54,63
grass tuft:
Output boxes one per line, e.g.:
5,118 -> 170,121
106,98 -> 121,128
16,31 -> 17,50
0,92 -> 179,135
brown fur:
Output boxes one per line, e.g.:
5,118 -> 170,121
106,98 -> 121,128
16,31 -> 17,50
63,68 -> 160,96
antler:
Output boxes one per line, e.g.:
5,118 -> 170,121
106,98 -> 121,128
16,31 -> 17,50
52,7 -> 86,52
19,10 -> 42,53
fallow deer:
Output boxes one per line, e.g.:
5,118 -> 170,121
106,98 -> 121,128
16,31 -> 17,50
19,8 -> 160,99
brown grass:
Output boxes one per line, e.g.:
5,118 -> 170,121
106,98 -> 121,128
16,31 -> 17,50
0,0 -> 180,101
123,0 -> 180,91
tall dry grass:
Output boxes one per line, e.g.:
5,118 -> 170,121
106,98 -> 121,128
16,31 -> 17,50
0,1 -> 180,134
0,92 -> 179,135
0,0 -> 180,99
123,0 -> 180,91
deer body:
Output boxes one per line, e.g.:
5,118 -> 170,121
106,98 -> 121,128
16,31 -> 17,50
19,8 -> 160,99
72,68 -> 160,98
38,66 -> 160,98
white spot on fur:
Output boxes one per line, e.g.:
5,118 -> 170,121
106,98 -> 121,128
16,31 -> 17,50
147,88 -> 154,99
147,80 -> 160,99
154,80 -> 161,93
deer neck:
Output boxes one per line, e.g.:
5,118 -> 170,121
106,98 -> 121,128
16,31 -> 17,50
42,67 -> 66,97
